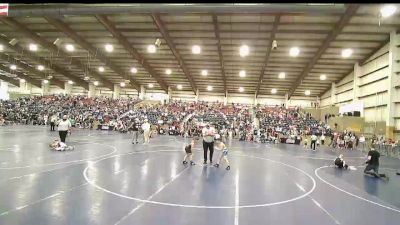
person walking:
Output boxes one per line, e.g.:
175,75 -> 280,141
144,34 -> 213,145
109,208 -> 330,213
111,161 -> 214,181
202,123 -> 215,164
57,115 -> 72,143
142,119 -> 151,144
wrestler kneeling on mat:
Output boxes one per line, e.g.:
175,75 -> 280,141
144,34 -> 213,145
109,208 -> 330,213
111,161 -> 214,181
334,154 -> 348,169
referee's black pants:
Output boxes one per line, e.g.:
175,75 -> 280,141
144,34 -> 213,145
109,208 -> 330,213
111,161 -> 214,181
311,140 -> 316,150
203,141 -> 214,163
59,131 -> 68,143
50,122 -> 55,131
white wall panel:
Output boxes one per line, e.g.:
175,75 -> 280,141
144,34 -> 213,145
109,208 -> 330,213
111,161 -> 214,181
358,79 -> 388,97
364,106 -> 387,122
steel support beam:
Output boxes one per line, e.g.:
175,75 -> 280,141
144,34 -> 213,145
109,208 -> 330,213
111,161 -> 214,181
287,4 -> 359,99
95,14 -> 168,92
152,14 -> 197,94
0,64 -> 42,88
44,17 -> 140,90
0,75 -> 19,86
8,4 -> 346,16
0,54 -> 64,89
212,14 -> 227,96
0,35 -> 89,90
0,17 -> 114,90
255,14 -> 281,97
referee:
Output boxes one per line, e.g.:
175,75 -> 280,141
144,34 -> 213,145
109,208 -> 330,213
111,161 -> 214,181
202,123 -> 215,164
57,115 -> 72,143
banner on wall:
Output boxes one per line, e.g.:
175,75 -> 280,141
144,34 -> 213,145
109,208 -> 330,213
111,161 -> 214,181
339,101 -> 363,115
0,4 -> 8,16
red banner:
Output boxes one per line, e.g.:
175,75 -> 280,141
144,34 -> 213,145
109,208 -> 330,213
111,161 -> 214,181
0,4 -> 9,16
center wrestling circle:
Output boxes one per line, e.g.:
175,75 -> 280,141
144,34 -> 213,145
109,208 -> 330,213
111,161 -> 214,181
84,149 -> 316,209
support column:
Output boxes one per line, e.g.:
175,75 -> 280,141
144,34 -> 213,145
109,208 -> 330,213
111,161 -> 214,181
224,91 -> 228,106
64,82 -> 72,95
330,82 -> 337,106
316,96 -> 320,108
139,85 -> 145,100
113,84 -> 121,99
19,80 -> 32,94
254,93 -> 258,105
41,81 -> 50,96
88,83 -> 96,98
285,93 -> 289,109
195,89 -> 199,102
353,62 -> 361,102
167,86 -> 172,103
0,81 -> 9,100
385,31 -> 400,139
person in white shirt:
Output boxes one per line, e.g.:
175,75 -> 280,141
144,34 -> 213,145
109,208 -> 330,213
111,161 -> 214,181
142,119 -> 151,144
311,133 -> 318,151
57,115 -> 72,143
359,134 -> 366,151
50,115 -> 57,131
202,124 -> 215,164
320,134 -> 326,145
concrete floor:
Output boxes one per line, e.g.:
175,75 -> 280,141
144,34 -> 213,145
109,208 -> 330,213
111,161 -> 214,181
0,125 -> 399,225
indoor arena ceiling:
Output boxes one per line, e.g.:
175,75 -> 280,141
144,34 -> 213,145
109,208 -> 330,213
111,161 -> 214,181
0,4 -> 399,98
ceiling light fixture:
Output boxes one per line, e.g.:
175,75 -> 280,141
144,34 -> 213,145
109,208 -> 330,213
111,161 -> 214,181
0,44 -> 4,51
29,43 -> 38,51
177,84 -> 182,90
20,78 -> 26,83
207,85 -> 213,91
148,83 -> 154,88
238,87 -> 244,92
43,79 -> 49,84
120,82 -> 125,87
10,64 -> 16,70
84,76 -> 90,81
98,66 -> 105,72
201,70 -> 208,76
165,69 -> 172,75
37,65 -> 45,71
380,5 -> 397,18
130,67 -> 138,74
239,45 -> 249,57
68,80 -> 73,85
105,44 -> 114,52
93,81 -> 99,86
147,44 -> 156,53
65,44 -> 75,52
192,45 -> 201,54
289,47 -> 300,57
320,74 -> 327,80
341,48 -> 353,58
271,88 -> 277,94
305,90 -> 311,96
278,72 -> 286,79
239,70 -> 246,77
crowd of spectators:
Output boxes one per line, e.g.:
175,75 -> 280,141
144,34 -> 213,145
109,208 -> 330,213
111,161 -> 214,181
1,95 -> 398,155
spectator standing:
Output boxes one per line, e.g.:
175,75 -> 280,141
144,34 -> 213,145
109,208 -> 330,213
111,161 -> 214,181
142,119 -> 151,144
50,114 -> 57,131
57,115 -> 72,143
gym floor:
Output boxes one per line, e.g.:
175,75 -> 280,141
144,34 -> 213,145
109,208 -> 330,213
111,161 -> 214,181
0,125 -> 399,225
